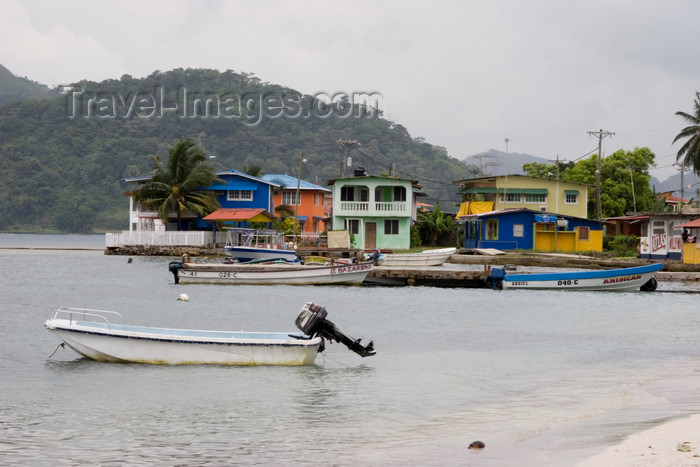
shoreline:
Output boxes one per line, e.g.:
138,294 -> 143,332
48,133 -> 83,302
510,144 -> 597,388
576,414 -> 700,466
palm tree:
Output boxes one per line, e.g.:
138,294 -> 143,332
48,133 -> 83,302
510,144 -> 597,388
243,165 -> 264,177
673,91 -> 700,175
132,138 -> 224,229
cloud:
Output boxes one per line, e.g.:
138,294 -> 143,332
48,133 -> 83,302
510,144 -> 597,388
1,0 -> 698,182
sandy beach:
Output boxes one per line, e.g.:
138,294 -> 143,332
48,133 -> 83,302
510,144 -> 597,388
577,414 -> 700,466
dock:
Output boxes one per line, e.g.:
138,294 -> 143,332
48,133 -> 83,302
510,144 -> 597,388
366,266 -> 489,287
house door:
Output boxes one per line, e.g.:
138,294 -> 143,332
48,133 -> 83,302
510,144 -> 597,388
464,221 -> 480,249
365,222 -> 376,249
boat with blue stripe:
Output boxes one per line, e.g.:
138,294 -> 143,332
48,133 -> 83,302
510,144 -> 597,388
487,263 -> 663,291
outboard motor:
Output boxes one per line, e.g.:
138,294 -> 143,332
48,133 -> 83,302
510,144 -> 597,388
487,267 -> 505,290
295,302 -> 375,357
367,249 -> 381,264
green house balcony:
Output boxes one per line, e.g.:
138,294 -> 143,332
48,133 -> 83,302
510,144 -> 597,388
337,201 -> 409,217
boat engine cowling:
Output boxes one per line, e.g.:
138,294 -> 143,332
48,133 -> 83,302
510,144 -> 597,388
296,302 -> 376,358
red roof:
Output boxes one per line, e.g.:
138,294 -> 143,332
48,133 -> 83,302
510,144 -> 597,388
203,208 -> 275,221
676,218 -> 700,229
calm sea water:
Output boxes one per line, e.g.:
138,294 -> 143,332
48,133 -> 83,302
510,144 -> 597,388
1,233 -> 700,466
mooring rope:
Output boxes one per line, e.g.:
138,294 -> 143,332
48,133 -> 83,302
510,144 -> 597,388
48,342 -> 65,358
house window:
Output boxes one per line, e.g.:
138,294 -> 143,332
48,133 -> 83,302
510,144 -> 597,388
313,192 -> 319,206
486,220 -> 498,240
340,186 -> 354,201
384,219 -> 399,235
228,190 -> 253,201
578,226 -> 589,241
393,186 -> 406,202
641,222 -> 648,237
652,220 -> 665,235
359,188 -> 369,202
282,190 -> 300,205
500,193 -> 522,203
344,219 -> 360,235
215,190 -> 225,197
513,224 -> 524,237
525,194 -> 547,203
565,194 -> 578,204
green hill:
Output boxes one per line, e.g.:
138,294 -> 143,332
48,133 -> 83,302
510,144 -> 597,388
0,67 -> 468,233
0,64 -> 58,106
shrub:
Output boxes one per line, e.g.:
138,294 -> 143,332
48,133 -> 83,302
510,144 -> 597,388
606,235 -> 639,257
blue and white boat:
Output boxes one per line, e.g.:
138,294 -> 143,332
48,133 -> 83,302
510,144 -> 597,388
487,263 -> 663,291
45,302 -> 375,366
224,228 -> 298,263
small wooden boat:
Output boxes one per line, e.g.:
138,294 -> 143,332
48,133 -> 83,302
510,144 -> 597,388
169,258 -> 373,285
373,247 -> 456,267
487,263 -> 663,291
45,302 -> 375,365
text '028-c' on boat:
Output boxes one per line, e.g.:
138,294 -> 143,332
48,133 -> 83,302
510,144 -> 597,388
486,263 -> 663,292
45,302 -> 375,366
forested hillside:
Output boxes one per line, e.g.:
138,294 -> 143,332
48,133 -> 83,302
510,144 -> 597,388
0,68 -> 468,232
0,64 -> 57,106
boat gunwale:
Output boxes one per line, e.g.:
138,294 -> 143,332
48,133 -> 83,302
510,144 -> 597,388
46,319 -> 321,347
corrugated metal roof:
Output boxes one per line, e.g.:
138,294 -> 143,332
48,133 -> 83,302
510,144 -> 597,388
261,174 -> 330,191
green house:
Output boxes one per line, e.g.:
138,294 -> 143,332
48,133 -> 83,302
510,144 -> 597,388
328,170 -> 424,250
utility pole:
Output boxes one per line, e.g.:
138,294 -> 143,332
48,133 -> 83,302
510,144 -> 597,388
677,162 -> 689,208
504,138 -> 510,202
587,129 -> 615,220
548,154 -> 562,179
337,139 -> 358,178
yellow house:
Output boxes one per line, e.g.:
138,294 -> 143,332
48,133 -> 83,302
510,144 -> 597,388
456,175 -> 590,218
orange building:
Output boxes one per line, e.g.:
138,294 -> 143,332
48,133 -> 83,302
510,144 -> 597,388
262,174 -> 331,235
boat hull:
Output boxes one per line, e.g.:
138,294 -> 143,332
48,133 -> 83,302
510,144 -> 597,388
379,248 -> 456,267
223,246 -> 298,263
45,319 -> 321,365
176,262 -> 373,285
499,263 -> 663,291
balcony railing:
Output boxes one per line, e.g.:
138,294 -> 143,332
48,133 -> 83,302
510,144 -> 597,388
337,201 -> 409,216
340,201 -> 369,211
375,202 -> 407,212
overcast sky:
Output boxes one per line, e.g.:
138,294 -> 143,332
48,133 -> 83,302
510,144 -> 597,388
2,0 -> 698,181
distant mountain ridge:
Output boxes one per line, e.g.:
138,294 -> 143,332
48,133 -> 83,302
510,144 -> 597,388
462,149 -> 549,177
0,64 -> 58,106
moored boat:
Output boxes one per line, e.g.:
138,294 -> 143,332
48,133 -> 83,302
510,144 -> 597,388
373,247 -> 457,267
223,228 -> 298,263
169,258 -> 373,285
487,263 -> 663,291
45,302 -> 375,365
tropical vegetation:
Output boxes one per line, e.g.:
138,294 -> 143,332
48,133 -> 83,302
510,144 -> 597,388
673,91 -> 700,175
523,147 -> 657,218
0,67 -> 466,232
131,138 -> 223,228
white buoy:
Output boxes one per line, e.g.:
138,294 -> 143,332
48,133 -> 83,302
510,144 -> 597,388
177,293 -> 189,302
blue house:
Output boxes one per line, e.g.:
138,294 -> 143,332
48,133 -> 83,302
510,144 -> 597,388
195,170 -> 281,229
462,208 -> 604,252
